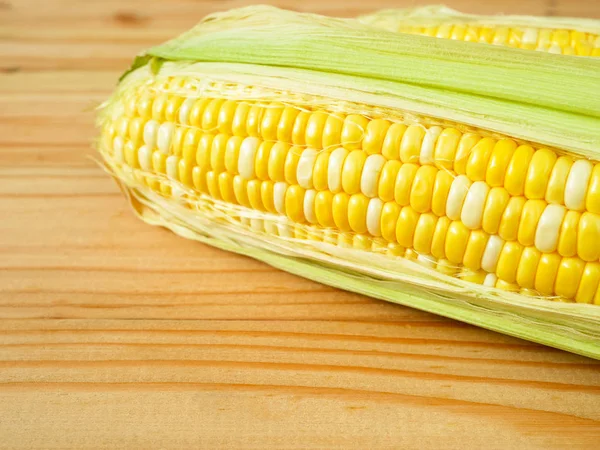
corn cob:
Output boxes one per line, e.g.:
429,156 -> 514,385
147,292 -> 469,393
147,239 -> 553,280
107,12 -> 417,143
98,6 -> 600,358
359,5 -> 600,56
104,77 -> 600,302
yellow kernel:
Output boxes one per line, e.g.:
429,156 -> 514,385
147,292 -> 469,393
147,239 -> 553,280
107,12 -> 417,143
192,166 -> 208,194
348,194 -> 370,234
505,145 -> 535,196
233,175 -> 250,207
277,107 -> 300,144
209,133 -> 228,173
231,102 -> 251,136
524,148 -> 557,199
267,142 -> 290,182
496,241 -> 523,284
305,111 -> 329,149
217,100 -> 238,135
578,212 -> 600,261
284,146 -> 303,185
431,216 -> 451,260
498,196 -> 526,241
433,128 -> 461,171
413,213 -> 438,254
466,137 -> 495,182
322,113 -> 345,150
394,163 -> 419,206
309,150 -> 329,192
557,211 -> 581,257
381,123 -> 407,160
378,160 -> 402,202
261,104 -> 284,142
410,165 -> 437,213
224,136 -> 243,174
261,181 -> 276,213
516,247 -> 541,289
380,202 -> 401,242
445,221 -> 470,265
575,263 -> 600,304
462,230 -> 489,272
545,155 -> 573,205
517,200 -> 547,247
454,133 -> 481,175
254,141 -> 273,181
315,191 -> 335,227
341,150 -> 367,195
534,253 -> 561,296
555,257 -> 585,299
341,115 -> 370,150
218,172 -> 236,204
585,164 -> 600,214
332,192 -> 351,231
399,125 -> 426,163
431,169 -> 453,217
362,119 -> 390,155
486,139 -> 517,187
396,206 -> 420,248
285,184 -> 305,222
195,134 -> 213,169
291,111 -> 310,146
482,187 -> 510,235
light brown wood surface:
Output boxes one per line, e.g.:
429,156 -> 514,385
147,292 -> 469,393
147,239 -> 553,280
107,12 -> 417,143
2,0 -> 600,448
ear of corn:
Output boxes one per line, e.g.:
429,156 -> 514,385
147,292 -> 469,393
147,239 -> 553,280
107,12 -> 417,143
359,5 -> 600,56
98,6 -> 600,359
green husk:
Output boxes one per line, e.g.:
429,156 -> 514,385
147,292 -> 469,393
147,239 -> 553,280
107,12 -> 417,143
143,5 -> 600,157
102,6 -> 600,359
358,4 -> 600,34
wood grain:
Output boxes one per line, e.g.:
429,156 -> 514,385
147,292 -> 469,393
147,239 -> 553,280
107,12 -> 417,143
1,0 -> 600,448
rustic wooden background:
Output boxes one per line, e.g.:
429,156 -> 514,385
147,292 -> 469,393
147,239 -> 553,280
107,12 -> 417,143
2,0 -> 600,448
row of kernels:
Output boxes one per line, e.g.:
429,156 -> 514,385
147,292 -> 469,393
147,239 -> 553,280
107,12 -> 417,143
443,172 -> 600,260
401,25 -> 600,56
496,241 -> 600,303
459,138 -> 600,214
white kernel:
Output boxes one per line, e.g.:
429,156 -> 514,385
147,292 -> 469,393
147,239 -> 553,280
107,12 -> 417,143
327,147 -> 349,193
143,120 -> 159,147
112,136 -> 124,163
360,154 -> 386,198
157,122 -> 176,154
446,175 -> 472,221
548,43 -> 562,54
303,189 -> 317,224
535,204 -> 566,253
461,181 -> 489,229
366,198 -> 383,237
138,145 -> 152,171
178,98 -> 195,125
482,235 -> 504,273
420,126 -> 442,165
238,137 -> 260,180
297,148 -> 318,189
522,28 -> 539,45
484,273 -> 498,287
166,155 -> 179,179
565,159 -> 593,211
273,182 -> 288,215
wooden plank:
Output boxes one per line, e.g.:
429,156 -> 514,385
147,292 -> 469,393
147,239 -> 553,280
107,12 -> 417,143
2,0 -> 600,448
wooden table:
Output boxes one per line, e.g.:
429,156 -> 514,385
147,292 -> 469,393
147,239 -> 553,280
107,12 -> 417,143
2,0 -> 600,448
